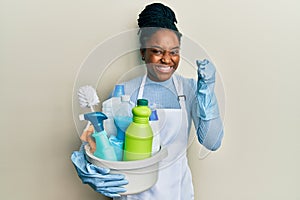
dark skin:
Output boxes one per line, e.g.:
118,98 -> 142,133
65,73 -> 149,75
140,29 -> 181,82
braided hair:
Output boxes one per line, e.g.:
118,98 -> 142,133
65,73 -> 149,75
137,3 -> 182,49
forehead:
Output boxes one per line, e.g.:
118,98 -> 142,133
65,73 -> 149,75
145,29 -> 180,49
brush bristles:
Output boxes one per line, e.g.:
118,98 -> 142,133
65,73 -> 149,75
78,85 -> 100,108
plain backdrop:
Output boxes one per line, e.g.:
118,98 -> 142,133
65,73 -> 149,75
1,0 -> 299,200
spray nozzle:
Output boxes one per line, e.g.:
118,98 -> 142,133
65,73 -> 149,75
79,112 -> 108,132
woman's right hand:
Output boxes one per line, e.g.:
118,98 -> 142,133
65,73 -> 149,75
80,124 -> 96,153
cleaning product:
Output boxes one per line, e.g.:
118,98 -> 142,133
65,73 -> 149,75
102,85 -> 124,137
149,108 -> 160,155
108,135 -> 124,161
123,99 -> 153,161
79,112 -> 117,161
114,95 -> 133,140
109,95 -> 133,161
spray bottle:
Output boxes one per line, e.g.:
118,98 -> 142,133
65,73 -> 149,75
79,112 -> 117,161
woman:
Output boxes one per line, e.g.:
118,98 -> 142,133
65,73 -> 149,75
71,3 -> 224,200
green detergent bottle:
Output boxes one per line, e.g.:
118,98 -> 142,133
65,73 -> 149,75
123,99 -> 153,161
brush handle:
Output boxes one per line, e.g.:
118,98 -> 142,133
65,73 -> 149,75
91,106 -> 95,112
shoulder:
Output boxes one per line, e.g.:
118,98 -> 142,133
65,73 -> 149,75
174,74 -> 196,89
123,76 -> 143,85
122,76 -> 143,94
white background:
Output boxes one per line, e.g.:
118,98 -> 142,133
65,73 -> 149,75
1,0 -> 299,199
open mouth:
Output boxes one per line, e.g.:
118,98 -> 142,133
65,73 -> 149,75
155,65 -> 174,73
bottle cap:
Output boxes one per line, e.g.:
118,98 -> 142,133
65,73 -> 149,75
113,85 -> 125,97
149,110 -> 158,121
137,99 -> 148,106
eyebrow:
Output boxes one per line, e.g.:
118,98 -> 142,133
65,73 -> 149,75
150,45 -> 180,50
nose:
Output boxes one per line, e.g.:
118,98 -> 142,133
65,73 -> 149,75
161,52 -> 171,64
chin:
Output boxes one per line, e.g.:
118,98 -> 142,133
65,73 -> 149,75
156,74 -> 173,82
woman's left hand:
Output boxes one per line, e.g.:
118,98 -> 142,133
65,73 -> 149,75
196,59 -> 219,120
196,59 -> 216,84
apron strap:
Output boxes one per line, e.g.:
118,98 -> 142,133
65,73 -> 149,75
137,75 -> 147,100
172,75 -> 186,109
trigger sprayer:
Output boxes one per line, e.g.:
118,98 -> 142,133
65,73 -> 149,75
79,112 -> 117,161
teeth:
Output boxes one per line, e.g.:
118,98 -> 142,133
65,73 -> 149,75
156,66 -> 172,73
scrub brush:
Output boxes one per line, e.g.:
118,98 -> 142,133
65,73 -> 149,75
78,85 -> 100,112
78,85 -> 100,133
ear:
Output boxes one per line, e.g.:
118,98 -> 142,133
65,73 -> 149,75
140,48 -> 145,60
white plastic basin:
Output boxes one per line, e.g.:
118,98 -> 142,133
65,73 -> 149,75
84,144 -> 168,195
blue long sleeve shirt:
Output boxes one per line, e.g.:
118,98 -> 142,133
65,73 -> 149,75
120,74 -> 224,151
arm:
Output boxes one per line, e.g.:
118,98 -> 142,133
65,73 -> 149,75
196,116 -> 224,151
192,59 -> 224,151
